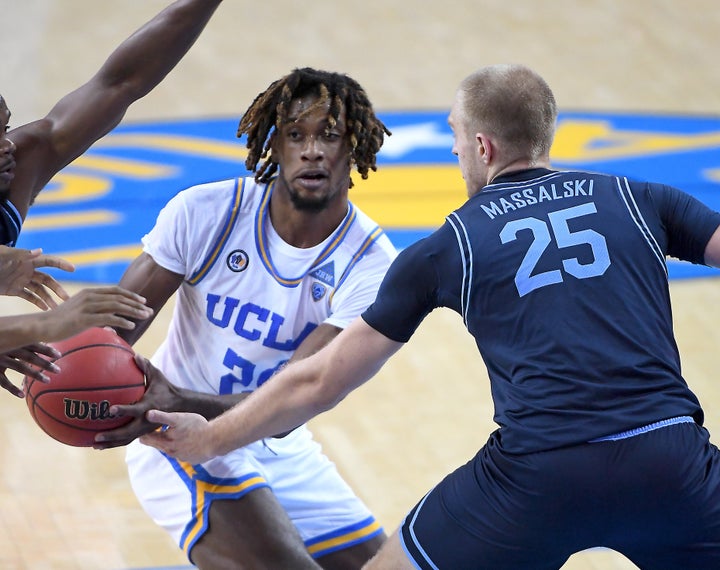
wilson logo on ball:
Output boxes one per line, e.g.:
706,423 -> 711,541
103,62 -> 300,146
24,327 -> 147,447
63,398 -> 117,421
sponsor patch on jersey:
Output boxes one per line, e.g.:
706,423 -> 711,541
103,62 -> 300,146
311,282 -> 327,301
226,249 -> 249,272
310,261 -> 335,287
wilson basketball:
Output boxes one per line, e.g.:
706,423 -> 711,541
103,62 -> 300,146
24,327 -> 146,447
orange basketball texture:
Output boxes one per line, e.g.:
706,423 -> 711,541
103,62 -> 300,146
25,327 -> 146,447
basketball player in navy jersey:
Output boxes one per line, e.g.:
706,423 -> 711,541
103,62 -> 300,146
0,0 -> 223,397
141,64 -> 720,569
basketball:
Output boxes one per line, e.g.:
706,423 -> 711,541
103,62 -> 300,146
24,327 -> 146,447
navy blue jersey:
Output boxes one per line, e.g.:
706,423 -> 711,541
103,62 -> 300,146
363,168 -> 720,453
0,198 -> 22,246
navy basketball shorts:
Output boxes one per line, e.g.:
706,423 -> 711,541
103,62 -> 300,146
400,422 -> 720,569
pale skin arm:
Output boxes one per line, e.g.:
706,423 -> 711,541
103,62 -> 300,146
93,253 -> 347,448
0,246 -> 74,309
8,0 -> 223,219
140,317 -> 403,464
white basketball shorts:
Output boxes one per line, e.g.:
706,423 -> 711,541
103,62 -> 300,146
125,425 -> 382,561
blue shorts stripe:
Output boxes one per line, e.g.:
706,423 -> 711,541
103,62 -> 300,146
400,493 -> 440,570
588,415 -> 695,442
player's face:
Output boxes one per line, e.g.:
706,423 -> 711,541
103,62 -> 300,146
0,97 -> 17,197
449,94 -> 485,197
272,94 -> 352,211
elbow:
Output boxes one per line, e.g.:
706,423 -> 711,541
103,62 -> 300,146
303,369 -> 348,416
313,388 -> 345,415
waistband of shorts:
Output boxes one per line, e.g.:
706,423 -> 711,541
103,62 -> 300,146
588,415 -> 695,443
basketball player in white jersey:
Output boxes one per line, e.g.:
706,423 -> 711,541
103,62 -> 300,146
95,68 -> 395,569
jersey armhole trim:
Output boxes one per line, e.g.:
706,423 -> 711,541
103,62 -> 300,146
188,178 -> 245,285
446,213 -> 472,326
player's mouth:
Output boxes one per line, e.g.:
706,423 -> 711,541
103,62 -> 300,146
0,159 -> 15,184
296,169 -> 329,190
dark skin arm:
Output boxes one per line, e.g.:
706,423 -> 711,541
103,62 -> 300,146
94,253 -> 343,449
0,285 -> 153,397
7,0 -> 223,220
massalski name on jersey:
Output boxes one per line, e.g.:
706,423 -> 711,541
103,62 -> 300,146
482,179 -> 595,220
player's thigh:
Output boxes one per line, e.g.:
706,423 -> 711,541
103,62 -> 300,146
260,428 -> 384,555
363,531 -> 416,570
191,487 -> 319,570
398,440 -> 573,569
611,424 -> 720,569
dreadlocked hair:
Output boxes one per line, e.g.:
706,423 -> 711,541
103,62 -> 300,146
237,67 -> 390,188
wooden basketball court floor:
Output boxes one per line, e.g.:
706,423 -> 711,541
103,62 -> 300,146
2,1 -> 720,568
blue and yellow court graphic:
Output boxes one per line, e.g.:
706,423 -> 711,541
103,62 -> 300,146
16,110 -> 720,283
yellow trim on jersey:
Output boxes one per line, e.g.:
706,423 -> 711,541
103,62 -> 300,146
188,178 -> 244,285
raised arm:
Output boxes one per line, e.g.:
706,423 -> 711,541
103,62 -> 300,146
8,0 -> 223,219
138,317 -> 403,463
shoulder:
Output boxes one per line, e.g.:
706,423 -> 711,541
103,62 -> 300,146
346,201 -> 399,260
169,177 -> 261,212
176,177 -> 244,199
391,224 -> 456,274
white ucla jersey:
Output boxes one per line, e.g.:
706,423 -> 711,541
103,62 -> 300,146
142,176 -> 397,395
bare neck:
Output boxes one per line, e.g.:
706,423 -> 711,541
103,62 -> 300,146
268,190 -> 349,249
488,156 -> 551,185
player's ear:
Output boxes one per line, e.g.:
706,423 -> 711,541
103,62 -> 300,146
477,133 -> 493,164
268,132 -> 280,163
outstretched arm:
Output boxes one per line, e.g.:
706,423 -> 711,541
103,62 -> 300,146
0,286 -> 152,355
0,285 -> 153,397
139,317 -> 403,464
94,250 -> 349,448
9,0 -> 223,218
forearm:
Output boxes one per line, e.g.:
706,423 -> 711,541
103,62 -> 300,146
174,387 -> 249,420
138,320 -> 403,463
0,312 -> 60,353
99,0 -> 223,97
207,357 -> 337,456
202,319 -> 402,455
